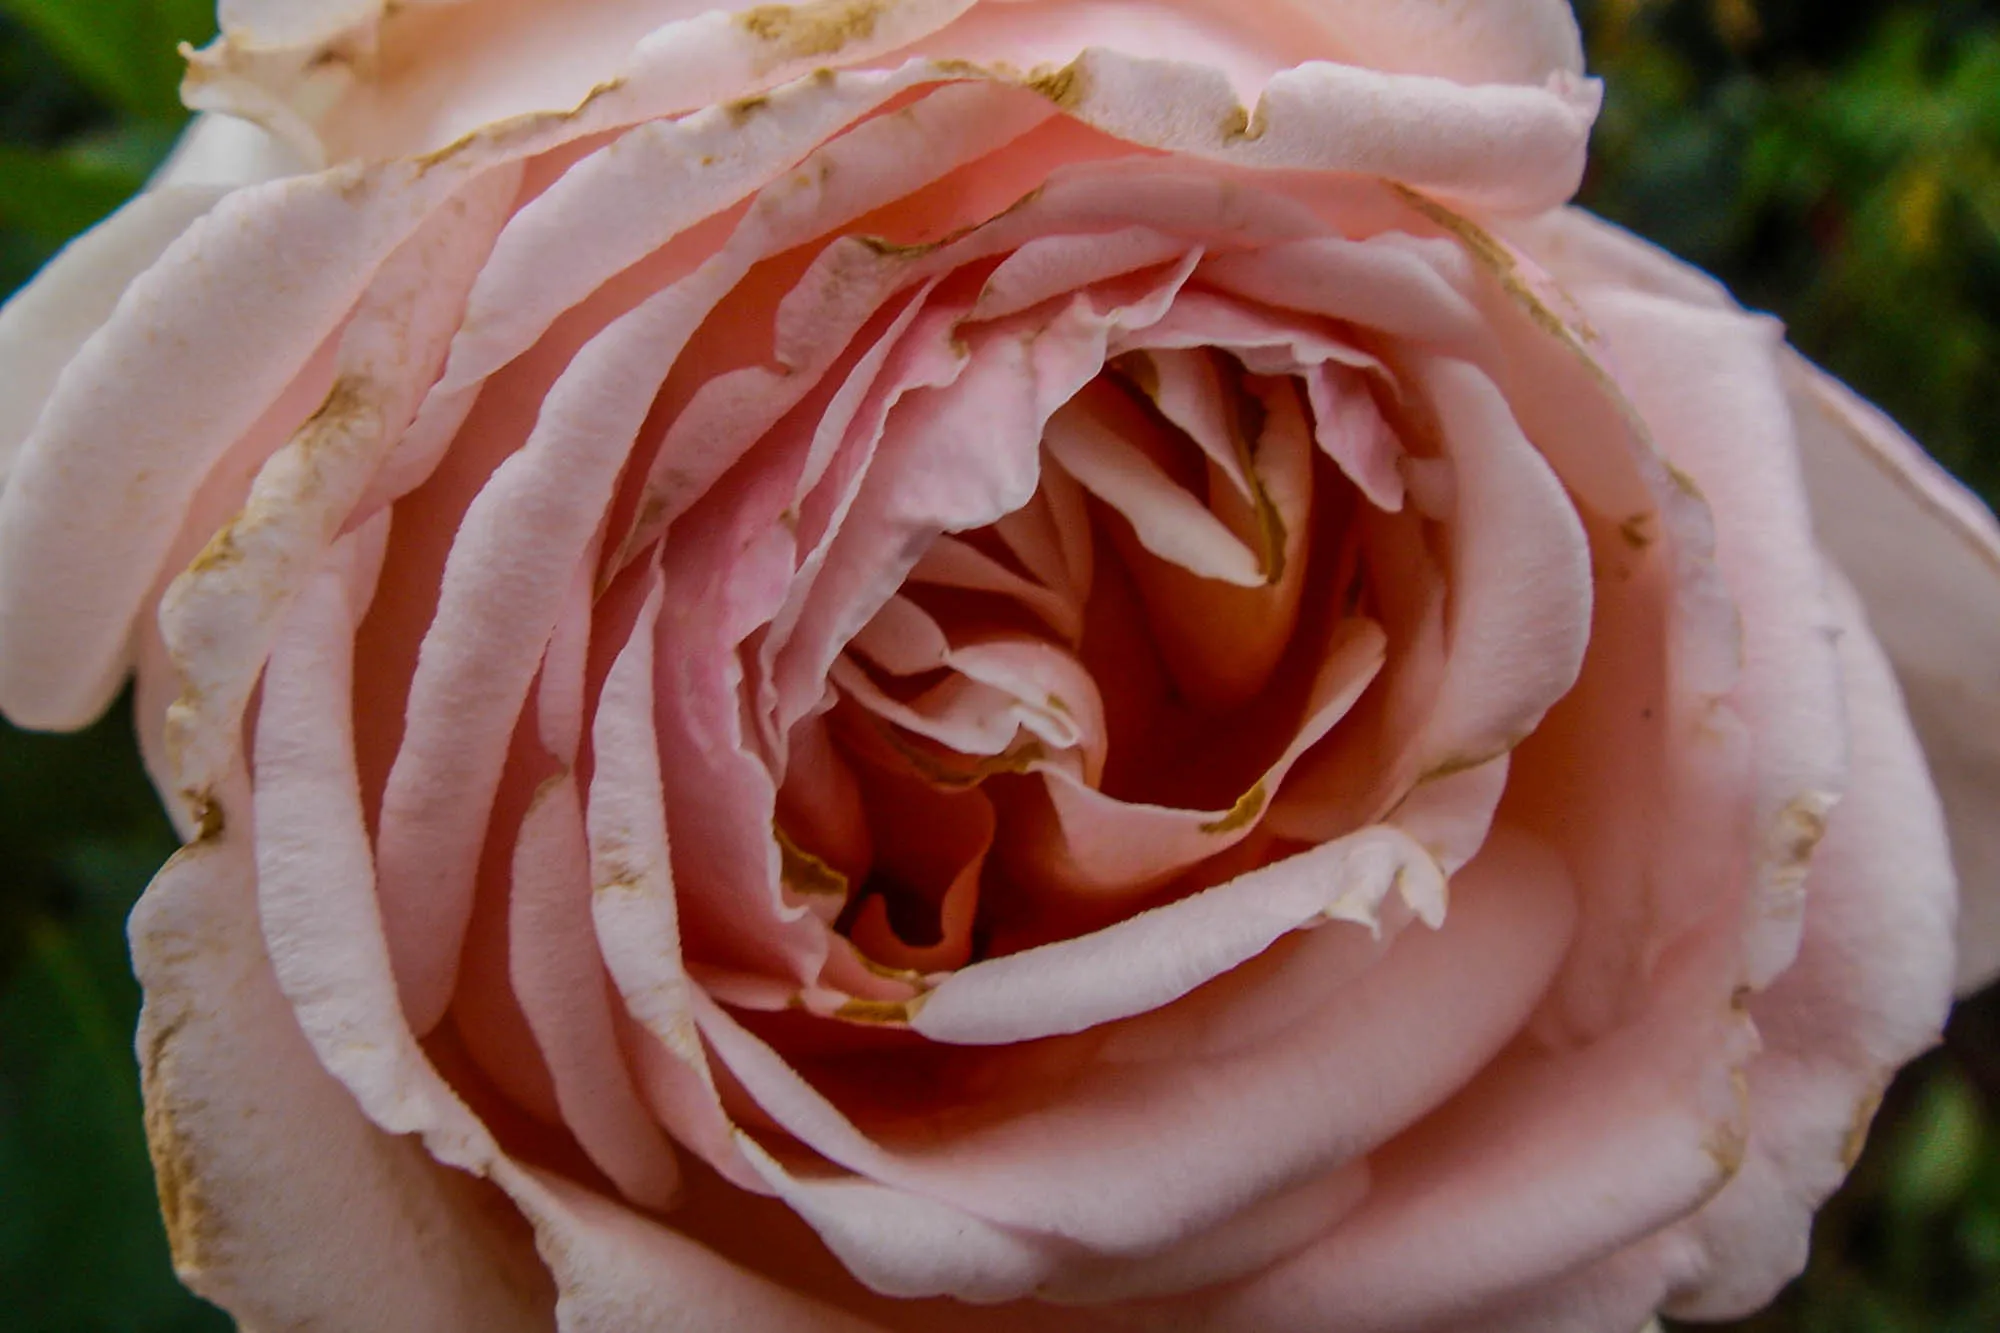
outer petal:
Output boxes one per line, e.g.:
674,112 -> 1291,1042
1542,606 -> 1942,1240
1661,571 -> 1955,1317
0,159 -> 510,729
1787,359 -> 2000,995
1269,0 -> 1584,85
1513,207 -> 2000,997
131,823 -> 557,1331
0,187 -> 225,494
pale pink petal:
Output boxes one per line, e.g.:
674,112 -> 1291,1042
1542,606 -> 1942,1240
1268,0 -> 1585,86
1036,1161 -> 1371,1305
375,176 -> 769,1033
978,47 -> 1598,216
971,228 -> 1195,322
845,772 -> 994,974
1107,368 -> 1316,710
1042,381 -> 1263,586
585,576 -> 764,1190
1513,204 -> 1998,994
0,186 -> 224,492
1303,361 -> 1406,511
439,66 -> 1048,398
509,774 -> 681,1209
912,822 -> 1441,1045
736,1135 -> 1067,1302
0,158 -> 509,727
1192,916 -> 1753,1332
701,827 -> 1572,1261
841,602 -> 1105,773
1402,354 -> 1593,775
209,515 -> 872,1330
1403,201 -> 1750,1046
1786,356 -> 2000,995
752,301 -> 974,750
517,1166 -> 890,1333
194,0 -> 983,163
916,0 -> 1582,102
1579,291 -> 1847,990
907,536 -> 1083,642
151,112 -> 309,189
1423,1239 -> 1685,1333
1199,235 -> 1487,350
607,85 -> 1068,569
159,165 -> 519,804
649,494 -> 833,983
1505,205 -> 1737,310
769,300 -> 1116,743
1659,573 -> 1956,1319
130,824 -> 554,1331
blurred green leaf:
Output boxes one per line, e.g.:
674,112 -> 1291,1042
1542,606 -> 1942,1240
0,0 -> 213,123
0,140 -> 149,240
0,838 -> 226,1332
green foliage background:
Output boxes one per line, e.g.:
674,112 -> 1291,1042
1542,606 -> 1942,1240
0,2 -> 1996,1329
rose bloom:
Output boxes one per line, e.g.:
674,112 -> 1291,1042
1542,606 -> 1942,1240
4,0 -> 2000,1328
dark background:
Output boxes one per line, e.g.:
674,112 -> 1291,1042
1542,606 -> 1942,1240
1,2 -> 1996,1329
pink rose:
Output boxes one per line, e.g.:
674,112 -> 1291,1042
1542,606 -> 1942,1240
2,1 -> 1996,1328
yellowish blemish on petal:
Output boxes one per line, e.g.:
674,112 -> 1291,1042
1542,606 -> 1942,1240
774,825 -> 849,899
833,993 -> 929,1025
1221,101 -> 1268,143
1841,1080 -> 1888,1170
1773,792 -> 1832,869
1704,1067 -> 1752,1180
139,1013 -> 216,1275
411,77 -> 627,173
1390,183 -> 1601,346
187,792 -> 226,845
1200,780 -> 1268,835
738,0 -> 886,59
1026,60 -> 1088,110
1618,511 -> 1657,550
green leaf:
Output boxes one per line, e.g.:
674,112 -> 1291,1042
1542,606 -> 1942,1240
0,899 -> 227,1332
0,141 -> 148,242
0,0 -> 215,122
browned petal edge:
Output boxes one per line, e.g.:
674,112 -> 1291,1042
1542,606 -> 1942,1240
1839,1075 -> 1890,1171
137,807 -> 232,1275
140,1009 -> 211,1275
1199,780 -> 1269,835
160,375 -> 386,775
776,825 -> 851,899
738,0 -> 889,62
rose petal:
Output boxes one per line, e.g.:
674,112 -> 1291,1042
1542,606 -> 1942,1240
586,575 -> 766,1190
159,165 -> 519,805
1659,570 -> 1956,1319
131,821 -> 555,1331
911,822 -> 1441,1045
0,158 -> 504,726
0,186 -> 224,494
1786,356 -> 2000,995
195,0 -> 985,162
438,66 -> 1049,399
1189,914 -> 1752,1332
699,826 -> 1571,1263
1577,292 -> 1847,990
510,773 -> 682,1209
